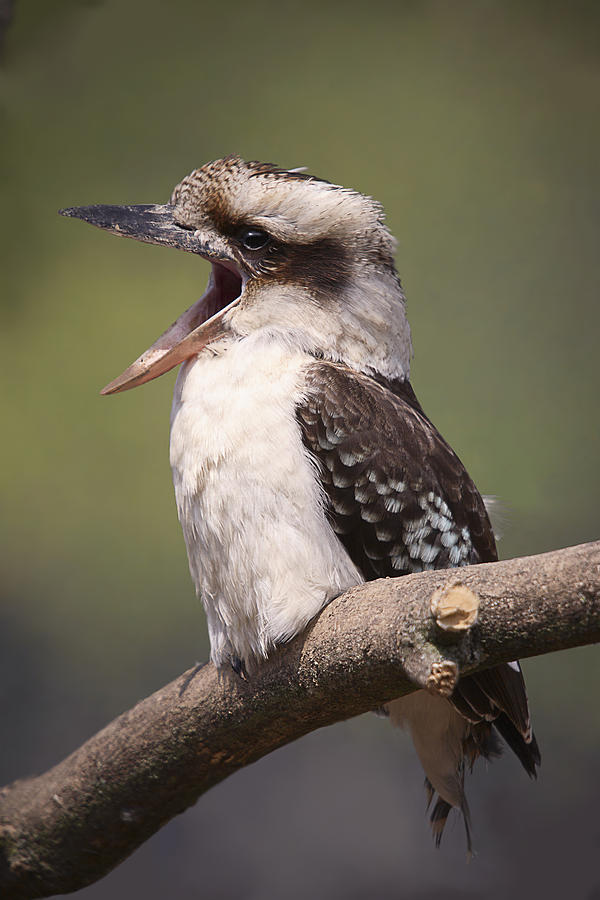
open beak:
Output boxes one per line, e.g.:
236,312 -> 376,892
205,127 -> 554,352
59,204 -> 244,394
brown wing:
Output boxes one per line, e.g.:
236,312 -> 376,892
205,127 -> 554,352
297,361 -> 497,577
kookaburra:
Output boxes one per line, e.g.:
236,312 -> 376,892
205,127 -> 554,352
61,155 -> 540,850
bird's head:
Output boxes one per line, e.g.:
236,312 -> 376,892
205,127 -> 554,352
60,156 -> 412,394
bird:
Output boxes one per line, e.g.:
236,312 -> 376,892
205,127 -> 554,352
60,155 -> 540,851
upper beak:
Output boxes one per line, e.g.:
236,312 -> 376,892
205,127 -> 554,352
59,203 -> 243,394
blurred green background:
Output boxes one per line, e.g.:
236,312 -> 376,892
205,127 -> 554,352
1,1 -> 599,897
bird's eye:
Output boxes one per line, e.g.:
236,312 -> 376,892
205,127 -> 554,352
239,228 -> 271,251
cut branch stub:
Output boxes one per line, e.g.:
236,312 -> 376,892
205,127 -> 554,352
430,582 -> 480,633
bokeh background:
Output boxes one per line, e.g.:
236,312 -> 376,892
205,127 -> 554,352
1,1 -> 599,897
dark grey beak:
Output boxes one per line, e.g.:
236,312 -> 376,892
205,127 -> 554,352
59,203 -> 226,260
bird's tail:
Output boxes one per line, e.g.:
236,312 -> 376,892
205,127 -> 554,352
387,690 -> 474,849
425,777 -> 473,858
387,663 -> 539,852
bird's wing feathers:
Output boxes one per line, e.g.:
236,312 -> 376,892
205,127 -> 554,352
297,361 -> 539,791
297,361 -> 497,577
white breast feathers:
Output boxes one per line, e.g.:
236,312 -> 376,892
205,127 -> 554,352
169,334 -> 362,668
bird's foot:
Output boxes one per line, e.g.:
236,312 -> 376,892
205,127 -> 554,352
230,655 -> 248,680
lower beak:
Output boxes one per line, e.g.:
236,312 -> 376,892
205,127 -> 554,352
59,203 -> 243,394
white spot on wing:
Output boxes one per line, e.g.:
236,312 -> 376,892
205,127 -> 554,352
384,496 -> 404,514
360,507 -> 382,523
331,469 -> 355,488
339,448 -> 368,466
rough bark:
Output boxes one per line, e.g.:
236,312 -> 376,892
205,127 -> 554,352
1,541 -> 599,898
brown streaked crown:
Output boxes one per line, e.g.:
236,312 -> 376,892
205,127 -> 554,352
170,155 -> 397,263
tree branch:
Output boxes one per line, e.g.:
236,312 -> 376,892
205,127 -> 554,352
1,541 -> 599,898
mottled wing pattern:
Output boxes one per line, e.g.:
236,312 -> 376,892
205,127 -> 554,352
298,362 -> 497,577
297,361 -> 540,843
